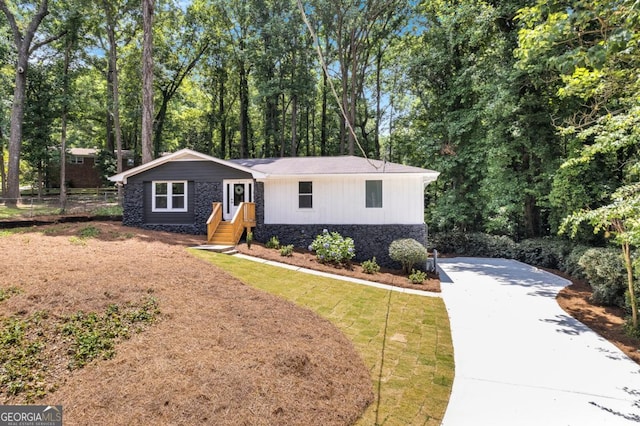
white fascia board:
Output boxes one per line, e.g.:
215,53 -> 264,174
109,148 -> 266,184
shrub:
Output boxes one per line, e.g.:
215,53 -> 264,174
579,248 -> 627,307
428,232 -> 516,258
279,244 -> 294,257
246,231 -> 253,249
310,229 -> 355,264
559,244 -> 590,280
362,257 -> 380,275
514,237 -> 573,270
265,236 -> 280,249
389,238 -> 428,274
408,269 -> 427,284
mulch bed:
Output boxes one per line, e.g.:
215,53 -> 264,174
0,222 -> 373,425
235,243 -> 441,293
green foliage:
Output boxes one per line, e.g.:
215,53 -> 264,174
78,225 -> 101,239
0,286 -> 21,302
61,297 -> 159,370
428,232 -> 517,259
389,238 -> 428,274
279,244 -> 294,257
513,237 -> 574,270
265,236 -> 280,249
0,312 -> 48,401
91,205 -> 123,216
408,269 -> 427,284
246,231 -> 253,249
309,229 -> 355,265
579,248 -> 628,308
95,150 -> 118,187
558,245 -> 591,281
361,257 -> 380,275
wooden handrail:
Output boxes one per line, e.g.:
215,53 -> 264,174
207,202 -> 255,244
229,202 -> 256,242
206,202 -> 222,242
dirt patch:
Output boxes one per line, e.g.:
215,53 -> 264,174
555,272 -> 640,365
0,222 -> 373,425
236,243 -> 441,293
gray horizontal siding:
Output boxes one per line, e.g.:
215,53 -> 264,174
127,160 -> 252,184
143,181 -> 195,224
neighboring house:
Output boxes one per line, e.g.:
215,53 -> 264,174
109,148 -> 439,267
50,148 -> 135,188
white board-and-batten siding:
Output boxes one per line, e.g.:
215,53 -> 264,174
261,174 -> 426,225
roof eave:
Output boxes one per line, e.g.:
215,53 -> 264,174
108,149 -> 266,184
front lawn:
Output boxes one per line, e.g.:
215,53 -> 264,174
194,250 -> 454,425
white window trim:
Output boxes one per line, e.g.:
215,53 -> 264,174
152,180 -> 188,212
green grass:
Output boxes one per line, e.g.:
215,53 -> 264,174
191,250 -> 454,426
0,205 -> 62,219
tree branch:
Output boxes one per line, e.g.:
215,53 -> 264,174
30,30 -> 68,54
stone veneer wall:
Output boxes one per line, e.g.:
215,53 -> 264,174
253,223 -> 427,269
122,181 -> 222,235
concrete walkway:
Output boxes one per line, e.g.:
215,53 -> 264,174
439,257 -> 640,426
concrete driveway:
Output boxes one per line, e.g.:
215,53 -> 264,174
439,257 -> 640,426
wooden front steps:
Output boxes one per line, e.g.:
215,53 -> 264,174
208,222 -> 237,245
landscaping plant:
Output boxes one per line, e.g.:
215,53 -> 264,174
389,238 -> 428,274
408,269 -> 427,284
361,257 -> 380,274
280,244 -> 294,257
266,235 -> 280,249
309,229 -> 355,264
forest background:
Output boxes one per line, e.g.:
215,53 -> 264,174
0,0 -> 638,243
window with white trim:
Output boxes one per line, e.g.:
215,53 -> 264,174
299,181 -> 313,208
365,180 -> 382,208
152,181 -> 188,212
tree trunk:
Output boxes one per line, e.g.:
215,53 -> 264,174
104,1 -> 123,201
623,242 -> 638,329
59,42 -> 72,212
0,128 -> 6,197
219,73 -> 226,159
141,0 -> 155,164
320,39 -> 328,156
153,92 -> 169,157
106,62 -> 114,152
0,0 -> 50,207
238,43 -> 249,158
374,44 -> 383,159
290,94 -> 298,157
5,53 -> 29,207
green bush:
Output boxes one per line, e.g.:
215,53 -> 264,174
279,244 -> 294,257
514,237 -> 573,270
408,269 -> 427,284
265,236 -> 280,249
559,244 -> 590,280
309,229 -> 355,264
428,232 -> 516,258
362,257 -> 380,275
389,238 -> 428,274
579,248 -> 627,307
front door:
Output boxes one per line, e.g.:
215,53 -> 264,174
223,180 -> 253,221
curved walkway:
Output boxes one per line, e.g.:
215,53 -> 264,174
439,257 -> 640,426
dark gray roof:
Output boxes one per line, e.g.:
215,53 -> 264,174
229,156 -> 438,176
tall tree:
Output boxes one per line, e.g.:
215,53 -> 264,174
0,0 -> 63,206
57,10 -> 82,211
141,0 -> 154,163
152,3 -> 209,157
